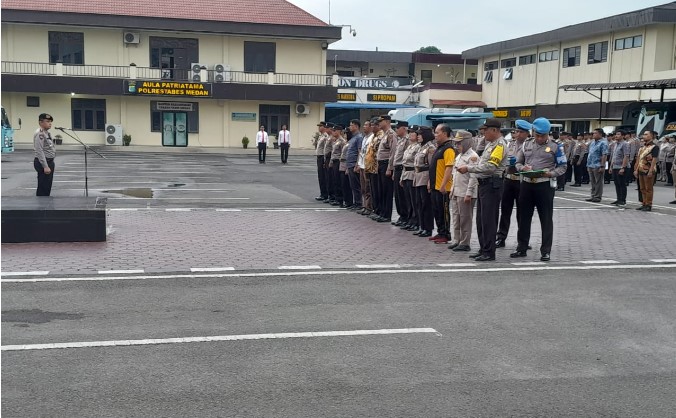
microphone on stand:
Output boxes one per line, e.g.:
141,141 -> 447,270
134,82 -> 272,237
55,127 -> 72,130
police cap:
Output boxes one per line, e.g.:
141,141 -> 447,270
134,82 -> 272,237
39,113 -> 53,122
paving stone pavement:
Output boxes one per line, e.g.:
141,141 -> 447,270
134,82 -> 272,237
2,205 -> 675,275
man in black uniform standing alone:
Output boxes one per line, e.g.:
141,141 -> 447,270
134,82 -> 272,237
33,113 -> 56,196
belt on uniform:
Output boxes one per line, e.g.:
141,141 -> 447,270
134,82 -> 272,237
477,176 -> 500,185
378,159 -> 389,164
395,165 -> 403,170
404,167 -> 415,172
415,167 -> 429,173
504,173 -> 520,181
522,176 -> 550,184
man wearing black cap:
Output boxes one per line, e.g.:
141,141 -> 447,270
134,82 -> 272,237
33,113 -> 56,196
374,115 -> 396,222
390,120 -> 410,225
456,118 -> 507,261
314,122 -> 329,201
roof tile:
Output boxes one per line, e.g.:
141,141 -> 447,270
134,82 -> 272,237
1,0 -> 328,27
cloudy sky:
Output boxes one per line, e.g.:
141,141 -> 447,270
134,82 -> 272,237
287,0 -> 669,53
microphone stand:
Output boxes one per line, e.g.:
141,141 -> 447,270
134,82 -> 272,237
55,127 -> 106,197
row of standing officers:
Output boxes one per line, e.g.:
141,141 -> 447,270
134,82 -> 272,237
313,116 -> 568,262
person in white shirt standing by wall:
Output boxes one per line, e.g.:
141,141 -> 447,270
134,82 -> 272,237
256,125 -> 268,164
278,124 -> 290,164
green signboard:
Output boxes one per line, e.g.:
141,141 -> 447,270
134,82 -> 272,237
232,112 -> 257,121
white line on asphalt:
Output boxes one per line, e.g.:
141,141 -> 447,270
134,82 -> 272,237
554,196 -> 610,208
215,209 -> 242,212
651,259 -> 676,263
559,192 -> 676,211
315,209 -> 339,212
165,208 -> 192,212
436,263 -> 477,267
190,267 -> 235,272
278,265 -> 322,270
0,271 -> 49,277
578,208 -> 601,211
0,328 -> 439,352
510,262 -> 547,266
265,210 -> 292,212
355,264 -> 401,269
109,208 -> 138,211
97,269 -> 145,274
107,197 -> 249,200
3,264 -> 675,283
579,260 -> 619,264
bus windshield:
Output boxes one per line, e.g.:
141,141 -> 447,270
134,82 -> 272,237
1,107 -> 11,129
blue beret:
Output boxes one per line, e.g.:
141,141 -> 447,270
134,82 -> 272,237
531,117 -> 551,135
514,119 -> 532,131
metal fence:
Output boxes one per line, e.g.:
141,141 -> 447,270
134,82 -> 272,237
2,62 -> 333,86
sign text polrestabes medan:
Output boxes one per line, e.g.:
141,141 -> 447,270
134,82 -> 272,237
126,80 -> 212,97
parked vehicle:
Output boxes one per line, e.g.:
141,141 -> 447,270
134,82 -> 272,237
1,106 -> 20,153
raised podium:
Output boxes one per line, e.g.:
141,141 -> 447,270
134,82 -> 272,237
1,197 -> 107,243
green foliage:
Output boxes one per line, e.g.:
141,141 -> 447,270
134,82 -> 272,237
416,46 -> 441,54
122,134 -> 131,146
242,136 -> 249,148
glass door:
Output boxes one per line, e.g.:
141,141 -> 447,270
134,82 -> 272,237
162,112 -> 188,147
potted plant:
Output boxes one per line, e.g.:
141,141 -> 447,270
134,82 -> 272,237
54,134 -> 63,145
122,134 -> 132,146
242,135 -> 249,149
272,135 -> 279,149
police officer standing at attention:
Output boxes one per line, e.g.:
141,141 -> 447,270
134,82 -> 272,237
496,119 -> 531,248
511,117 -> 567,262
314,122 -> 328,201
457,118 -> 507,261
390,121 -> 410,226
376,115 -> 396,223
34,113 -> 56,197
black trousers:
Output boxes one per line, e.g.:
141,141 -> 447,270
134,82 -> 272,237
257,143 -> 267,162
280,143 -> 289,163
565,162 -> 573,182
517,181 -> 555,255
667,162 -> 674,184
34,158 -> 55,197
332,160 -> 342,203
368,172 -> 381,215
497,178 -> 521,241
572,156 -> 584,185
341,170 -> 352,206
581,156 -> 589,183
378,160 -> 394,220
476,179 -> 502,257
347,168 -> 362,207
325,153 -> 334,199
316,156 -> 327,198
415,185 -> 433,231
393,167 -> 408,222
431,189 -> 451,238
612,168 -> 627,203
404,179 -> 417,227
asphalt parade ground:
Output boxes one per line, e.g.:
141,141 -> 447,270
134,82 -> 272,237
2,148 -> 676,417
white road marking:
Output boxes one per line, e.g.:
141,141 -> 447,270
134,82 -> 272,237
0,328 -> 439,352
651,259 -> 676,263
97,269 -> 145,274
316,209 -> 339,212
510,262 -> 547,266
1,271 -> 49,277
579,260 -> 619,264
165,208 -> 192,212
3,264 -> 675,283
558,192 -> 676,211
355,264 -> 401,269
215,209 -> 242,212
109,208 -> 138,211
578,208 -> 600,211
265,210 -> 292,212
436,263 -> 477,267
190,267 -> 235,272
278,265 -> 322,270
107,197 -> 249,200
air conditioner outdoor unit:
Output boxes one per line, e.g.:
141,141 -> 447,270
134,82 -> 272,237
295,103 -> 310,115
123,32 -> 140,44
105,124 -> 123,145
190,63 -> 207,82
212,64 -> 231,82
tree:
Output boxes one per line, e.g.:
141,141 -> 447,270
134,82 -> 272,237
416,46 -> 441,54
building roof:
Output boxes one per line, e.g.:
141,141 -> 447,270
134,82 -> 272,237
560,78 -> 676,91
1,0 -> 328,27
462,2 -> 676,59
1,0 -> 342,40
412,52 -> 477,65
329,49 -> 413,64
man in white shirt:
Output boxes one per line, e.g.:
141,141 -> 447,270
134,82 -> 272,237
256,125 -> 268,164
278,124 -> 290,164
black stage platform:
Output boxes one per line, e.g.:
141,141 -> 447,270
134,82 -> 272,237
1,197 -> 107,243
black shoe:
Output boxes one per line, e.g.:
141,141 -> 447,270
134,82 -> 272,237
469,252 -> 482,259
418,230 -> 432,237
400,223 -> 412,229
495,239 -> 506,248
330,201 -> 341,206
643,205 -> 652,212
412,230 -> 423,236
447,242 -> 459,250
475,255 -> 495,262
585,198 -> 594,202
339,204 -> 347,208
670,200 -> 676,205
571,184 -> 581,187
540,253 -> 550,262
361,210 -> 372,216
315,196 -> 327,201
453,244 -> 471,252
510,250 -> 528,258
377,217 -> 391,223
527,245 -> 532,250
636,205 -> 645,210
406,225 -> 418,231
